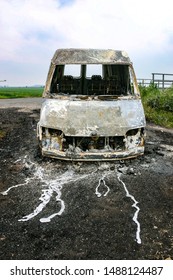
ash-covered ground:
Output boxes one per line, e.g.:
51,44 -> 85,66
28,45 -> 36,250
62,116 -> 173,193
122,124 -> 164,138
0,106 -> 173,260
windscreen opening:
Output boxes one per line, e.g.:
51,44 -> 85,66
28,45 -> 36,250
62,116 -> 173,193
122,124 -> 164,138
50,64 -> 134,96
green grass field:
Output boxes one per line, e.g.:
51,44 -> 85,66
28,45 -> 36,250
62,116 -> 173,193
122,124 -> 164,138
0,87 -> 43,99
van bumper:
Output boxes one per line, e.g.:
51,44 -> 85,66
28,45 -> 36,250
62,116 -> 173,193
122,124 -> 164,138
41,146 -> 144,161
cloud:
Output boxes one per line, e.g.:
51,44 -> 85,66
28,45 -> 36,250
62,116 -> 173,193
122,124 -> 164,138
0,0 -> 172,85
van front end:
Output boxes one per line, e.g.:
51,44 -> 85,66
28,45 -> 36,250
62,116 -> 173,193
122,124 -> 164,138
37,98 -> 146,161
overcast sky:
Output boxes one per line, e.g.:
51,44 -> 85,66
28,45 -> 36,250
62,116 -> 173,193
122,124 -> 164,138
0,0 -> 172,86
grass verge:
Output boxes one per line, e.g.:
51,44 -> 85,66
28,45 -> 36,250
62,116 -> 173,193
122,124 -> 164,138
140,84 -> 173,128
0,87 -> 43,99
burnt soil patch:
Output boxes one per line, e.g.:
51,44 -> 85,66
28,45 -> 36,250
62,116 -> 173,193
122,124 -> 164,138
0,108 -> 173,260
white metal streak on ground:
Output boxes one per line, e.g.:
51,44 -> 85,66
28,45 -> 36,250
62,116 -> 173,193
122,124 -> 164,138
22,168 -> 92,223
19,169 -> 75,223
1,178 -> 32,196
1,158 -> 35,196
95,173 -> 110,197
117,172 -> 141,244
1,157 -> 90,223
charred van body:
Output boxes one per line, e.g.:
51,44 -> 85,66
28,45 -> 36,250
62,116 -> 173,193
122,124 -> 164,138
37,49 -> 146,161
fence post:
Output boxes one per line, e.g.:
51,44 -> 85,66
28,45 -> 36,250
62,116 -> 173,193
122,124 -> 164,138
162,74 -> 165,91
152,73 -> 154,86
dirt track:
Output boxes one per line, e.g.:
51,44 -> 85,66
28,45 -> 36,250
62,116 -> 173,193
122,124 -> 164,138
0,98 -> 173,260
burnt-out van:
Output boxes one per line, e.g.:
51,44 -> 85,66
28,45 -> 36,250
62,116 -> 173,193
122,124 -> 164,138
37,49 -> 146,161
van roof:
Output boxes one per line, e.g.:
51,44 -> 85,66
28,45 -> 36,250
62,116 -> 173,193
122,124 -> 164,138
51,48 -> 131,65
